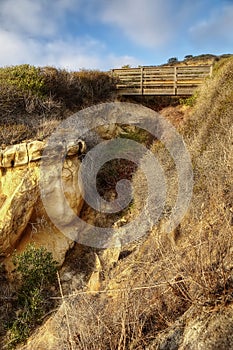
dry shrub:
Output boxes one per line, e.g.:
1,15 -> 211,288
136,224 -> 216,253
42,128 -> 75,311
65,56 -> 233,349
0,118 -> 60,145
48,57 -> 233,349
0,81 -> 62,144
41,67 -> 116,110
0,65 -> 116,144
147,58 -> 233,310
0,124 -> 31,145
36,283 -> 187,350
39,234 -> 192,350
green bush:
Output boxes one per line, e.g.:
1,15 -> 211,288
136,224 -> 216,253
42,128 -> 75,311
119,125 -> 153,146
13,244 -> 57,291
0,64 -> 45,96
179,92 -> 198,107
7,245 -> 58,348
167,57 -> 178,64
184,55 -> 193,60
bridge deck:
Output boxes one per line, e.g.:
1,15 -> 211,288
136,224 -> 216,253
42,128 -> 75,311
112,65 -> 212,96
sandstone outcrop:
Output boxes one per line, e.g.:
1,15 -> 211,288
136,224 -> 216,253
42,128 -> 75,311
0,140 -> 85,266
0,139 -> 86,168
0,166 -> 39,257
146,305 -> 233,350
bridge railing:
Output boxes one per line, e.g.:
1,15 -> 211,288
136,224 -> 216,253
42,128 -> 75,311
112,65 -> 213,96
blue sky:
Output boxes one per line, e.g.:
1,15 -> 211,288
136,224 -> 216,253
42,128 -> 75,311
0,0 -> 232,70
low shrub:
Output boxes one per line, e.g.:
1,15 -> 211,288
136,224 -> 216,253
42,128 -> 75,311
179,92 -> 198,107
7,245 -> 58,348
0,64 -> 45,96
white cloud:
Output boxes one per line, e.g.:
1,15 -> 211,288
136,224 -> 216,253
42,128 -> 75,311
106,54 -> 140,69
41,37 -> 106,69
0,29 -> 139,70
95,0 -> 208,49
94,0 -> 233,53
1,0 -> 230,71
98,0 -> 176,48
0,0 -> 79,37
0,30 -> 38,65
1,0 -> 54,37
0,0 -> 140,70
189,4 -> 233,47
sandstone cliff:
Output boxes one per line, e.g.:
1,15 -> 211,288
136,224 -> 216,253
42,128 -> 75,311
0,140 -> 84,267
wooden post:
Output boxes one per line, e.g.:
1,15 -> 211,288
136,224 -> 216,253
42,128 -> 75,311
174,66 -> 177,95
209,65 -> 213,77
140,67 -> 144,95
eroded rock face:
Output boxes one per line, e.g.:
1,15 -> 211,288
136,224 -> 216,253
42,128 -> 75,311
27,140 -> 45,162
0,167 -> 39,257
146,306 -> 233,350
0,139 -> 85,168
0,140 -> 85,265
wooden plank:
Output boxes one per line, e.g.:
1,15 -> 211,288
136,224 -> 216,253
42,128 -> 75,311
143,75 -> 175,79
177,70 -> 210,74
177,76 -> 209,80
177,65 -> 211,70
116,78 -> 141,83
177,82 -> 203,86
143,69 -> 175,74
178,72 -> 211,77
178,70 -> 210,73
118,71 -> 140,74
112,68 -> 140,72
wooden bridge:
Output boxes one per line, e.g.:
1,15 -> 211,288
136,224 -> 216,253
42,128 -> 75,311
112,65 -> 212,96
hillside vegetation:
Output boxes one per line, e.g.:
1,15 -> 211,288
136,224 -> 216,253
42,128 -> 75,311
50,56 -> 232,350
0,64 -> 116,145
0,56 -> 232,349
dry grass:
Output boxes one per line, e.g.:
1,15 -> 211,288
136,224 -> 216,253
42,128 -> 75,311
44,57 -> 233,349
0,118 -> 60,145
